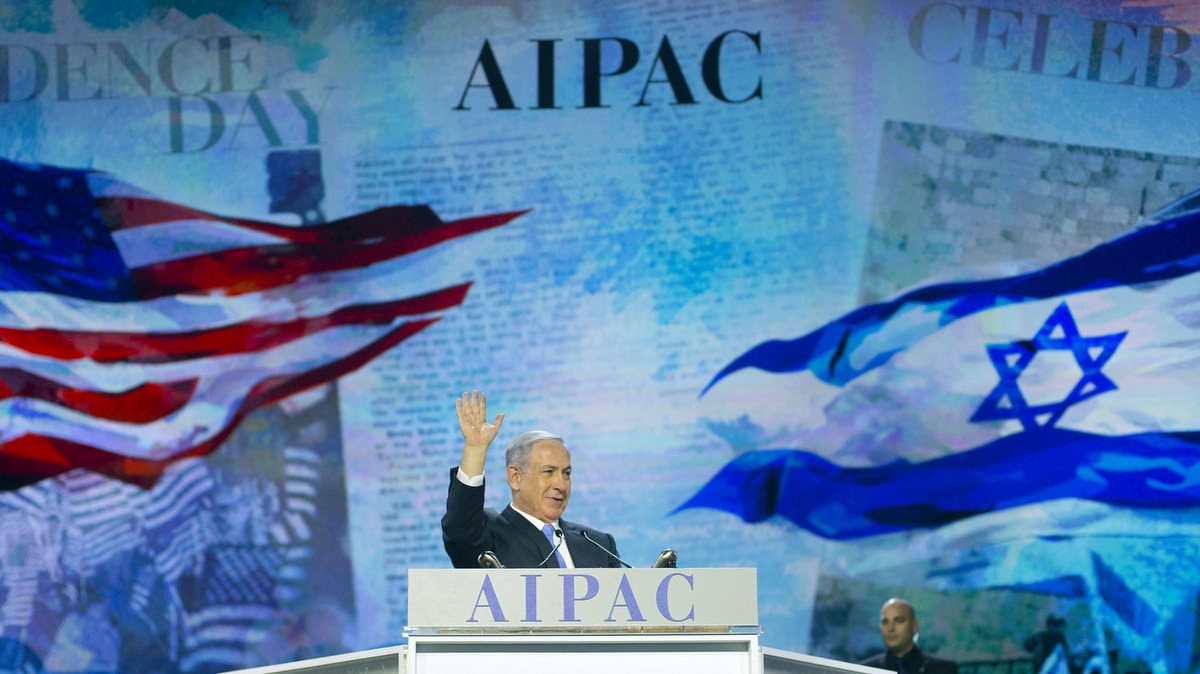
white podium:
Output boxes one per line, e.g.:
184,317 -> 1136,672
405,567 -> 761,673
222,568 -> 883,674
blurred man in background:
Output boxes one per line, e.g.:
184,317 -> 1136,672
860,598 -> 958,674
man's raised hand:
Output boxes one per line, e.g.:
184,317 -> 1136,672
456,390 -> 505,451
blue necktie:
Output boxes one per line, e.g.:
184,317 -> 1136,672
541,523 -> 566,568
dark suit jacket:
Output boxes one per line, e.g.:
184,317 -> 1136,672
441,468 -> 623,569
860,648 -> 958,674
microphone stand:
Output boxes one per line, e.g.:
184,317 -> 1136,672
536,529 -> 566,568
580,530 -> 633,568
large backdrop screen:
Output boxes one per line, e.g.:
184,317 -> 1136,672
2,2 -> 1200,673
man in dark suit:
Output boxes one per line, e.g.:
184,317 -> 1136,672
441,390 -> 623,569
860,598 -> 958,674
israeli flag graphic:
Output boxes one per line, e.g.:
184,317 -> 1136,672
683,187 -> 1200,541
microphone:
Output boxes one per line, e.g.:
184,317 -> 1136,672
580,530 -> 633,568
537,529 -> 565,568
652,548 -> 678,568
478,551 -> 504,569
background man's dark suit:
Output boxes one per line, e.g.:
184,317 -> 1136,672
441,469 -> 622,568
860,648 -> 959,674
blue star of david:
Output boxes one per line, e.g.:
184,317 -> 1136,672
970,302 -> 1126,431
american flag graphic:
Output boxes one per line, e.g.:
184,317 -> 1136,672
0,157 -> 526,491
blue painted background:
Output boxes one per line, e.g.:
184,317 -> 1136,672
2,2 -> 1200,673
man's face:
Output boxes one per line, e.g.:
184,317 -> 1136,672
880,602 -> 919,656
508,439 -> 571,523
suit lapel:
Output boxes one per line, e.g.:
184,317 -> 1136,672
501,505 -> 560,567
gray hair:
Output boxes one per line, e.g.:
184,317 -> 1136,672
506,430 -> 565,471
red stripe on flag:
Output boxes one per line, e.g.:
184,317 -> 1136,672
0,282 -> 471,362
0,439 -> 76,491
129,210 -> 529,298
98,197 -> 449,244
0,370 -> 196,422
242,319 -> 437,410
0,318 -> 439,489
55,379 -> 196,423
